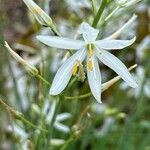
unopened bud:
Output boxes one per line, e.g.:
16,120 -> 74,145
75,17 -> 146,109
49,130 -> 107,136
117,112 -> 126,119
50,139 -> 65,146
23,0 -> 60,35
23,0 -> 52,26
5,41 -> 38,76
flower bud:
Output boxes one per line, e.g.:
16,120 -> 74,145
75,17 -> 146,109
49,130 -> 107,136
50,139 -> 65,146
23,0 -> 60,35
23,0 -> 52,26
5,41 -> 39,76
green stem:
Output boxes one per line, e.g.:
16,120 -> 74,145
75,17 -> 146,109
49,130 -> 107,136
45,97 -> 61,149
36,74 -> 50,86
7,55 -> 23,111
60,136 -> 74,150
64,92 -> 92,100
91,0 -> 97,16
0,98 -> 48,133
99,6 -> 120,26
92,0 -> 107,28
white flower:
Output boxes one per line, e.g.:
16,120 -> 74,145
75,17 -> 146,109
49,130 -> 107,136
65,0 -> 91,17
136,36 -> 150,59
43,100 -> 71,133
37,22 -> 138,103
121,66 -> 150,98
116,0 -> 141,7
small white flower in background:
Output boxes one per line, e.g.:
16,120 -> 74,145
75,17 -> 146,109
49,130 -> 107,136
91,103 -> 106,114
40,100 -> 71,133
121,66 -> 150,98
106,14 -> 137,39
7,124 -> 29,150
95,117 -> 114,137
65,0 -> 91,17
50,139 -> 65,146
116,0 -> 142,7
37,22 -> 138,103
136,36 -> 150,59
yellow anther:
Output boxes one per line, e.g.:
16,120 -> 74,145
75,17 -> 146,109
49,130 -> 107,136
87,60 -> 93,71
78,62 -> 86,82
72,63 -> 79,76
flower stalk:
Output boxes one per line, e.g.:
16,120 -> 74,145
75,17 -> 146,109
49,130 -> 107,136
92,0 -> 108,28
0,98 -> 48,133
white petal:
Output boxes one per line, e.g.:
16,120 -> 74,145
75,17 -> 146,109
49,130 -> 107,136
46,101 -> 56,123
78,22 -> 99,42
95,37 -> 136,50
95,49 -> 138,88
54,122 -> 70,133
50,49 -> 86,95
56,113 -> 72,122
87,55 -> 102,103
36,35 -> 84,49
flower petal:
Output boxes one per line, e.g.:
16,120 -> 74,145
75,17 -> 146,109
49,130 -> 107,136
95,49 -> 138,88
56,113 -> 71,122
87,54 -> 102,103
36,35 -> 85,49
54,122 -> 70,133
50,49 -> 86,95
95,37 -> 136,50
78,22 -> 99,42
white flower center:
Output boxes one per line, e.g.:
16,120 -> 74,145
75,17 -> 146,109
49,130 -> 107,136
86,43 -> 95,71
87,43 -> 95,58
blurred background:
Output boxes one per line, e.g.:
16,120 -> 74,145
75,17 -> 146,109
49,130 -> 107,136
0,0 -> 150,150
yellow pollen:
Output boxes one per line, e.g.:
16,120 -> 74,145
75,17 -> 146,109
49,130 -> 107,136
72,63 -> 79,76
87,60 -> 93,71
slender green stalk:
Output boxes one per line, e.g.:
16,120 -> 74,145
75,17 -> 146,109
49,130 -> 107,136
99,6 -> 120,26
36,74 -> 50,86
0,98 -> 48,133
60,136 -> 74,150
91,0 -> 97,16
64,92 -> 92,100
92,0 -> 107,28
7,55 -> 23,111
45,97 -> 61,149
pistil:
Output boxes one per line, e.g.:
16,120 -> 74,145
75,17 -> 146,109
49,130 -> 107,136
87,43 -> 95,58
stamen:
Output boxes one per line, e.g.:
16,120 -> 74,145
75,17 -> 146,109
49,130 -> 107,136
78,62 -> 86,82
72,63 -> 79,76
87,60 -> 93,71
